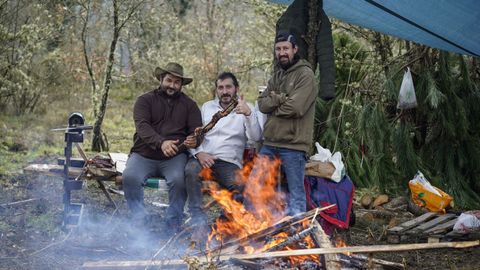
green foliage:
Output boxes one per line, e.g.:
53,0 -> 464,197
414,52 -> 480,208
0,2 -> 68,115
392,121 -> 419,178
315,29 -> 480,208
125,0 -> 284,104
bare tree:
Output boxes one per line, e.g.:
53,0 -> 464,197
79,0 -> 145,151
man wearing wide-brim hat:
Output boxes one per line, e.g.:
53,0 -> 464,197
122,62 -> 202,231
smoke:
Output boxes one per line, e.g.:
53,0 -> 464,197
3,171 -> 195,269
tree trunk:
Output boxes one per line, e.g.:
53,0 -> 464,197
373,32 -> 392,76
80,1 -> 98,118
91,0 -> 121,152
306,0 -> 319,69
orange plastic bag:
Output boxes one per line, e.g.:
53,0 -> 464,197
408,171 -> 453,213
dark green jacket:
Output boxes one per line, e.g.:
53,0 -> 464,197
258,59 -> 318,152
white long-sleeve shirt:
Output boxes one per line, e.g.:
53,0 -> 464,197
191,98 -> 262,168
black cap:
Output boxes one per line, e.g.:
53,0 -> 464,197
275,32 -> 297,47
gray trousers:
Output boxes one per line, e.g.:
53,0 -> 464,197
185,158 -> 240,224
122,152 -> 187,225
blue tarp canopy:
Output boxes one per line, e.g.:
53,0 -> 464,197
269,0 -> 480,57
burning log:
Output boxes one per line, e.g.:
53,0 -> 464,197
265,226 -> 316,252
205,204 -> 335,255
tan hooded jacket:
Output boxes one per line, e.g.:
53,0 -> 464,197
258,59 -> 318,153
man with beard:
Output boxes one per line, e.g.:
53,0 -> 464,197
257,32 -> 318,216
122,62 -> 202,229
185,72 -> 262,233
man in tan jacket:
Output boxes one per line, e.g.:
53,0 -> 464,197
257,32 -> 318,216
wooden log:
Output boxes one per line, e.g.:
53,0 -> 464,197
265,226 -> 315,252
407,200 -> 429,216
206,205 -> 336,255
360,194 -> 373,208
383,196 -> 408,210
82,240 -> 480,269
310,220 -> 341,270
372,194 -> 389,208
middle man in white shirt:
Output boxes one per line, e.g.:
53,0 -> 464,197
185,72 -> 262,229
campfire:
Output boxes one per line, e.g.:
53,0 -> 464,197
199,156 -> 337,268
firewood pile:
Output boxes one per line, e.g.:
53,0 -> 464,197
204,205 -> 344,269
200,205 -> 404,270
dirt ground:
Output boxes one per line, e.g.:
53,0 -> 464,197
0,167 -> 479,270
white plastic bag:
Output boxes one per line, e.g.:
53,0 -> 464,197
410,171 -> 441,196
309,142 -> 345,182
329,152 -> 345,182
310,142 -> 332,162
397,67 -> 417,109
453,212 -> 480,233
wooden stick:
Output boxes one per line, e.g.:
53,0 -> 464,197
83,240 -> 479,269
75,143 -> 88,162
0,198 -> 39,208
224,240 -> 480,260
96,180 -> 118,209
347,254 -> 404,269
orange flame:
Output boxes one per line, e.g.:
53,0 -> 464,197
335,238 -> 352,256
205,156 -> 285,249
199,167 -> 214,181
204,156 -> 319,266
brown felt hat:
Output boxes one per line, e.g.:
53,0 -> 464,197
154,62 -> 193,85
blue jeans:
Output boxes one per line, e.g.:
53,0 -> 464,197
185,158 -> 240,224
259,145 -> 307,215
122,152 -> 187,225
